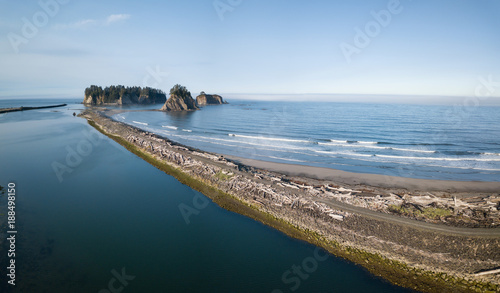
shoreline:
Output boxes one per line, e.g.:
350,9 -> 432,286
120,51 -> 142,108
225,155 -> 500,193
93,106 -> 500,185
80,108 -> 500,292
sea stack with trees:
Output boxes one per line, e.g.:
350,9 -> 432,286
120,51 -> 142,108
83,85 -> 167,105
160,84 -> 199,111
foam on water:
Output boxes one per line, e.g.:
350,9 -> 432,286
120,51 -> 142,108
315,150 -> 373,158
228,133 -> 310,143
390,147 -> 435,153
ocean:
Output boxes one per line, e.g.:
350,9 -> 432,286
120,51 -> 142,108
0,99 -> 411,292
108,99 -> 500,182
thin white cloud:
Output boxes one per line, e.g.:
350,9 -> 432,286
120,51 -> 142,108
53,19 -> 97,30
74,19 -> 98,28
54,14 -> 130,30
106,14 -> 131,25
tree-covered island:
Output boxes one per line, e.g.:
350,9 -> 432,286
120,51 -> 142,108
83,85 -> 167,105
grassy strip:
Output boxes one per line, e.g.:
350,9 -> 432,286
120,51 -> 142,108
389,204 -> 453,220
215,170 -> 234,181
87,118 -> 498,293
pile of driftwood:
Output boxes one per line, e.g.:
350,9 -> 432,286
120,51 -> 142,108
123,131 -> 500,227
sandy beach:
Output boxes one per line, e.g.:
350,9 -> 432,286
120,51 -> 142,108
225,155 -> 500,193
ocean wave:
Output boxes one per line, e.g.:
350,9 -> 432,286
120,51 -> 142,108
259,155 -> 307,163
182,129 -> 192,132
321,142 -> 386,150
167,133 -> 303,154
390,147 -> 436,153
414,163 -> 500,172
482,152 -> 500,156
330,139 -> 348,143
162,125 -> 178,130
375,154 -> 500,162
320,142 -> 435,153
331,139 -> 378,145
378,142 -> 456,147
228,133 -> 310,143
315,150 -> 373,157
133,121 -> 148,126
475,167 -> 500,171
176,135 -> 320,158
196,135 -> 314,152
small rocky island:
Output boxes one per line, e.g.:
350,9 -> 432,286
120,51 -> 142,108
83,85 -> 166,105
196,92 -> 228,106
160,84 -> 199,111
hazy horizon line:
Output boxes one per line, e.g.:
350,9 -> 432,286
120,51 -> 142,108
1,93 -> 499,106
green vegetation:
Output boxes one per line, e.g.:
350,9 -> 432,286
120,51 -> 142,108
84,85 -> 166,104
388,204 -> 413,215
389,204 -> 452,220
215,171 -> 233,181
421,207 -> 453,218
169,84 -> 192,98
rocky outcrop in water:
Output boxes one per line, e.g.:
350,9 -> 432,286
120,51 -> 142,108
160,84 -> 198,111
83,85 -> 166,105
196,93 -> 227,106
161,94 -> 198,111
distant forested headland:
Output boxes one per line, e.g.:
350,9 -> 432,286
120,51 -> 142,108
83,85 -> 167,105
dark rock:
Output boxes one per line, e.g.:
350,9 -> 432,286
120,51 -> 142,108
161,93 -> 198,111
196,94 -> 227,106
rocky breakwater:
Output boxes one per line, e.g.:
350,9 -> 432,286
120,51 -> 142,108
80,109 -> 500,293
0,104 -> 67,114
196,92 -> 227,106
160,84 -> 198,111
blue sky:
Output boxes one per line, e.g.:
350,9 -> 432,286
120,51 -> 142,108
1,0 -> 499,103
